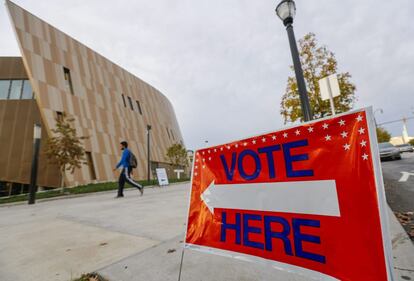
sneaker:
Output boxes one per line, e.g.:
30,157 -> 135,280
115,195 -> 124,198
139,186 -> 144,196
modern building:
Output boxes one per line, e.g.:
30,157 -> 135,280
0,1 -> 185,196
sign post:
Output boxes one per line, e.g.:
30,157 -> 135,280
184,108 -> 394,281
319,74 -> 341,116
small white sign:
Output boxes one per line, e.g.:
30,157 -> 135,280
156,168 -> 169,186
319,74 -> 340,101
174,169 -> 185,179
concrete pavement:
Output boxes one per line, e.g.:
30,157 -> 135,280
0,183 -> 413,281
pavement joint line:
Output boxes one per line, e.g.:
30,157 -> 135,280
96,233 -> 185,273
0,181 -> 190,208
55,214 -> 170,242
395,267 -> 414,273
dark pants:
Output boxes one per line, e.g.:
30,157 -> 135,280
117,167 -> 142,196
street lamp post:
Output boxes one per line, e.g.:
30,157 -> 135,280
28,124 -> 41,205
374,108 -> 383,128
276,0 -> 313,122
146,125 -> 152,183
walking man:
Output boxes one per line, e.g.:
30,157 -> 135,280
114,141 -> 143,197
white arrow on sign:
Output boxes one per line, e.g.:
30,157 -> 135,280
399,171 -> 414,182
201,180 -> 340,217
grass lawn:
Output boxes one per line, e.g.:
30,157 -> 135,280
0,178 -> 190,205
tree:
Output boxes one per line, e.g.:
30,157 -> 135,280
45,113 -> 88,190
280,33 -> 357,123
376,127 -> 391,143
408,139 -> 414,146
166,143 -> 188,168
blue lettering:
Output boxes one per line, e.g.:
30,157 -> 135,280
258,145 -> 281,179
243,214 -> 264,249
220,152 -> 237,181
282,140 -> 314,178
292,218 -> 326,264
221,212 -> 241,244
238,149 -> 261,180
264,215 -> 293,255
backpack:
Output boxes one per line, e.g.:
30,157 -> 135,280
129,151 -> 138,169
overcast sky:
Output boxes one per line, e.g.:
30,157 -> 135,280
1,0 -> 413,150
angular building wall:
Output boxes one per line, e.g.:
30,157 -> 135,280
6,1 -> 185,187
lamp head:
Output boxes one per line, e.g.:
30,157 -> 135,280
275,0 -> 296,26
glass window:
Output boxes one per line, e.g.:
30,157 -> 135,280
127,96 -> 134,110
136,100 -> 143,115
21,80 -> 33,99
0,80 -> 10,100
121,94 -> 126,107
63,67 -> 74,95
9,80 -> 23,99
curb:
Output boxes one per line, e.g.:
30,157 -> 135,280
0,181 -> 190,208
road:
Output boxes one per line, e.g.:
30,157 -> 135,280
382,152 -> 414,213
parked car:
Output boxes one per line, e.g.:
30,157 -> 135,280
395,143 -> 414,153
378,142 -> 401,161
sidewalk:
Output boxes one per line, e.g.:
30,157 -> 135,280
0,183 -> 412,281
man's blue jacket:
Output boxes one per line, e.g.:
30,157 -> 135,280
116,148 -> 131,169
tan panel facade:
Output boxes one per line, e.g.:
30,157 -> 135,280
6,1 -> 185,187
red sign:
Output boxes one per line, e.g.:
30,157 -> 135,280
185,108 -> 393,281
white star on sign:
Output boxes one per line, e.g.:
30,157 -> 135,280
339,119 -> 346,126
295,129 -> 300,136
356,115 -> 363,122
202,158 -> 205,162
202,151 -> 205,155
226,146 -> 231,150
208,157 -> 211,161
252,140 -> 256,144
360,140 -> 367,147
325,135 -> 332,141
235,144 -> 239,148
362,153 -> 369,160
262,137 -> 266,143
214,149 -> 217,152
243,142 -> 247,146
358,127 -> 366,135
202,165 -> 206,168
283,132 -> 288,138
220,147 -> 224,151
194,172 -> 198,176
308,127 -> 314,132
208,150 -> 211,154
322,123 -> 329,129
272,135 -> 277,140
343,143 -> 351,150
195,165 -> 198,169
341,131 -> 348,138
196,159 -> 199,163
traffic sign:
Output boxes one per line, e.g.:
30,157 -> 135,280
184,108 -> 394,280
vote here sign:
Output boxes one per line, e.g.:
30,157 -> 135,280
184,108 -> 394,281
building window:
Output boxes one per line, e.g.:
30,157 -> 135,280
56,111 -> 64,122
63,67 -> 74,95
121,94 -> 126,107
0,80 -> 10,100
85,152 -> 97,180
166,127 -> 171,140
136,100 -> 142,115
21,80 -> 33,99
9,80 -> 23,99
127,96 -> 134,110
